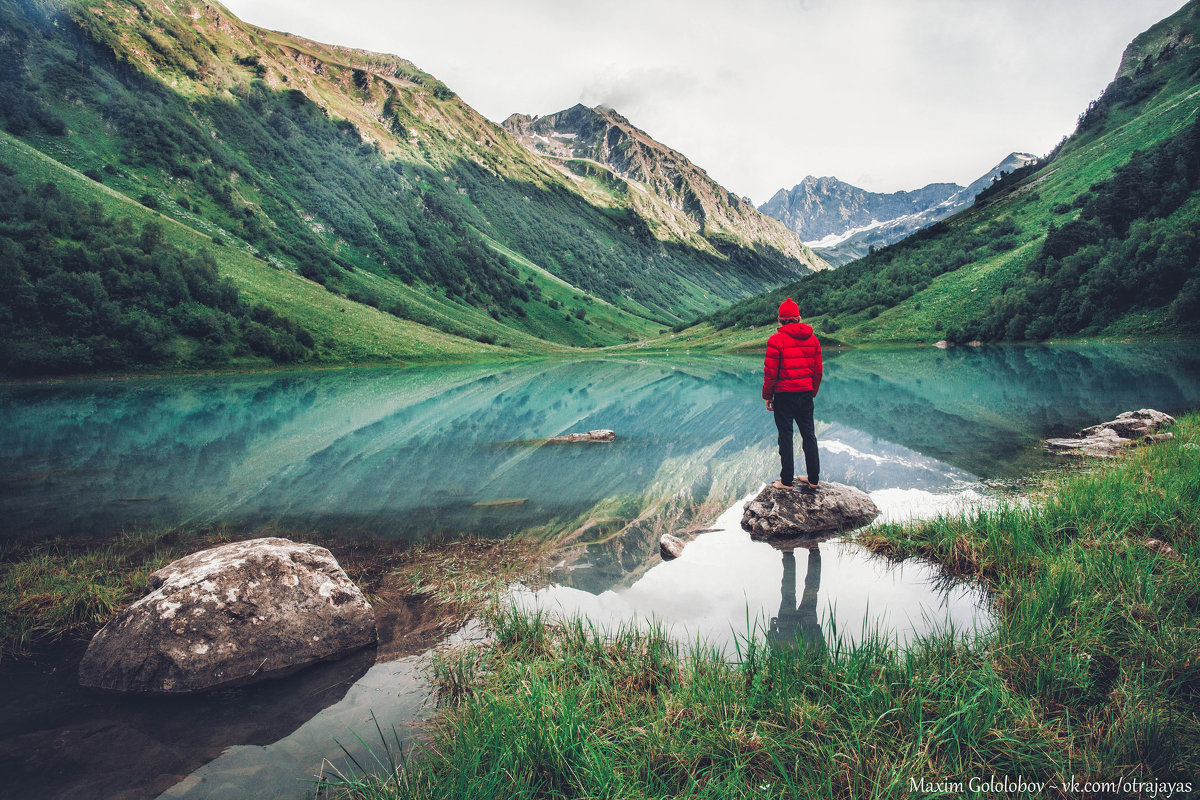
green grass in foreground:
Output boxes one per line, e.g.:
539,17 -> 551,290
323,414 -> 1200,799
0,527 -> 199,659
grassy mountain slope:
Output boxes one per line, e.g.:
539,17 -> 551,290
686,0 -> 1200,346
0,131 -> 537,373
0,0 -> 817,375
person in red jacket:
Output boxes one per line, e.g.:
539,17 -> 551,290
762,297 -> 822,489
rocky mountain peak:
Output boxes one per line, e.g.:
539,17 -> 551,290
502,112 -> 535,128
760,153 -> 1042,265
501,104 -> 827,270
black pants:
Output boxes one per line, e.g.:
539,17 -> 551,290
773,391 -> 819,486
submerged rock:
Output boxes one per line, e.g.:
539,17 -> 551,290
659,534 -> 685,560
741,481 -> 880,541
1046,409 -> 1175,457
473,497 -> 527,508
79,538 -> 377,694
546,429 -> 616,443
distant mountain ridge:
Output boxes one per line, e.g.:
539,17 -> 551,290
502,104 -> 827,269
759,178 -> 961,242
761,153 -> 1038,265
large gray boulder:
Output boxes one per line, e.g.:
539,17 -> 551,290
741,481 -> 880,541
1046,409 -> 1175,457
79,538 -> 377,694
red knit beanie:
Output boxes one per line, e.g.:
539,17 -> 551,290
777,297 -> 800,320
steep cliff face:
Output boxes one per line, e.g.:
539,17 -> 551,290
503,104 -> 828,270
504,104 -> 719,220
1114,0 -> 1200,80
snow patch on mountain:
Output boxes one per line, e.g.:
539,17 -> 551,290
805,220 -> 885,249
762,153 -> 1040,266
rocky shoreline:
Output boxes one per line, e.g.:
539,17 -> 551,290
1045,408 -> 1175,457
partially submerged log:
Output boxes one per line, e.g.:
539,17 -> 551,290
546,429 -> 616,443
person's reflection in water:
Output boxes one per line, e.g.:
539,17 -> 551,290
769,545 -> 825,654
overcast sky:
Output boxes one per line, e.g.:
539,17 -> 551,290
222,0 -> 1186,202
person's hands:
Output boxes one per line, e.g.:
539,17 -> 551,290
765,399 -> 773,411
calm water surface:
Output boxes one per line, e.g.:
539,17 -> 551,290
2,342 -> 1198,799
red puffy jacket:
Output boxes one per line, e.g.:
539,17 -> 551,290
762,322 -> 823,399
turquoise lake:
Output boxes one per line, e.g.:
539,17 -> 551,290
5,342 -> 1199,551
2,342 -> 1198,799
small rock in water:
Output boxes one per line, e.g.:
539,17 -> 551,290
1046,409 -> 1175,458
1081,409 -> 1174,439
659,534 -> 685,560
740,481 -> 879,541
78,537 -> 377,694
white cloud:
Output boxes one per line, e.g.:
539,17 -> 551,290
223,0 -> 1187,200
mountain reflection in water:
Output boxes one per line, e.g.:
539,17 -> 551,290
2,343 -> 1198,595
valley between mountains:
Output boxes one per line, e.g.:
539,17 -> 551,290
1,0 -> 1198,378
